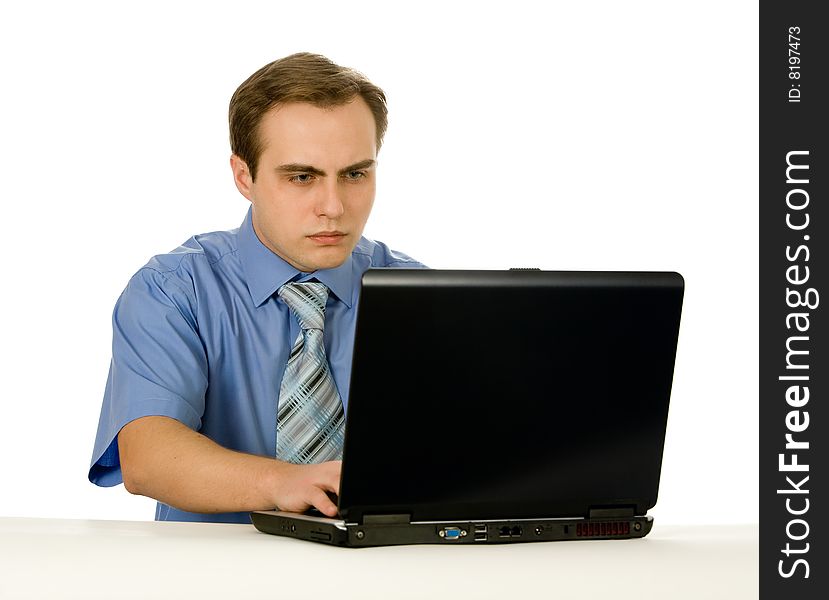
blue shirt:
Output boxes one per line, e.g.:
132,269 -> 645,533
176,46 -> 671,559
89,208 -> 426,523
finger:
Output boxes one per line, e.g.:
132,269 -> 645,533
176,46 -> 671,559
308,487 -> 338,517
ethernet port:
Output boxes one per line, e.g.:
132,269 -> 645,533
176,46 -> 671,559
510,526 -> 523,537
499,526 -> 511,537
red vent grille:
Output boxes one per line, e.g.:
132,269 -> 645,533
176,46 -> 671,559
576,521 -> 631,537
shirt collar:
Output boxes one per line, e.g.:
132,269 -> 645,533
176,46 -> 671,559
236,207 -> 355,308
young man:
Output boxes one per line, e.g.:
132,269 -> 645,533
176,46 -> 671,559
88,53 -> 425,523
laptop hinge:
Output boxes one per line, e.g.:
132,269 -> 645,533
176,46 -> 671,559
361,513 -> 411,525
588,506 -> 636,519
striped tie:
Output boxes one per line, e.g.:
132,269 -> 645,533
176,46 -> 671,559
275,282 -> 345,464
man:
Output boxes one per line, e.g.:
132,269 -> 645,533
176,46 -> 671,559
88,53 -> 425,523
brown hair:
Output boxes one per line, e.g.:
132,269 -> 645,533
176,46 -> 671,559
229,52 -> 388,181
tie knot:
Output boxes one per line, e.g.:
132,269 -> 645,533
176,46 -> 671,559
278,282 -> 329,331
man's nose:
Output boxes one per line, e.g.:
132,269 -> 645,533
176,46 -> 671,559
316,179 -> 345,219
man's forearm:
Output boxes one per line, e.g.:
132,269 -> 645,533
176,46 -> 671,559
118,415 -> 341,516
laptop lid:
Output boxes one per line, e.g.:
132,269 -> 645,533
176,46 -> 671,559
337,270 -> 684,524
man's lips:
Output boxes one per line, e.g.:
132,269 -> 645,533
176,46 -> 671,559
307,231 -> 346,244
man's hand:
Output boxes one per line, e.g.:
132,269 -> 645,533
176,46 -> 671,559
119,416 -> 342,517
271,460 -> 341,517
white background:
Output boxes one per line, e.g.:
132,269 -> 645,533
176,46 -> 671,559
0,1 -> 758,524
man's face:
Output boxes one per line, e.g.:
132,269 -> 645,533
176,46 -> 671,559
232,98 -> 377,272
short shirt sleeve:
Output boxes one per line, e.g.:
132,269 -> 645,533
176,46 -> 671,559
88,265 -> 208,487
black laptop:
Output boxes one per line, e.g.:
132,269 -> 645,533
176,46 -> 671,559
251,269 -> 684,546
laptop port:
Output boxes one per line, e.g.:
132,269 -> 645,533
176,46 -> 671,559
309,530 -> 331,542
438,527 -> 466,540
496,525 -> 524,538
473,524 -> 487,541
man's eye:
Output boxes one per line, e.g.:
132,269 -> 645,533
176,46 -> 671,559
289,174 -> 315,184
344,171 -> 366,180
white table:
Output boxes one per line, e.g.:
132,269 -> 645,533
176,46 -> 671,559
0,517 -> 757,599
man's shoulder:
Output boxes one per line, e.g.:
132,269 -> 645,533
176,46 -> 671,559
128,226 -> 241,298
353,237 -> 428,269
142,227 -> 239,273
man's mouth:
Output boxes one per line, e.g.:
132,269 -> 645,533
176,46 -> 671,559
308,231 -> 346,244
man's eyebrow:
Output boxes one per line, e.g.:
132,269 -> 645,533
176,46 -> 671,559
337,159 -> 376,175
275,163 -> 326,176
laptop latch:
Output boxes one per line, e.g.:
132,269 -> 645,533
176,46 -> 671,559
588,506 -> 636,519
362,513 -> 411,525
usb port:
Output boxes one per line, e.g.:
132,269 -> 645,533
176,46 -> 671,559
473,524 -> 487,541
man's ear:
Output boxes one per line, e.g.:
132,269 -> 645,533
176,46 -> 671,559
230,154 -> 254,201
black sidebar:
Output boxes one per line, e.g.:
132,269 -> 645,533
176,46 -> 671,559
760,3 -> 827,598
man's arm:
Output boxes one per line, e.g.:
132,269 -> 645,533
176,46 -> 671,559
118,416 -> 340,517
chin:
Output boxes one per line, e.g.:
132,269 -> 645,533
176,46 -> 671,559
308,250 -> 350,272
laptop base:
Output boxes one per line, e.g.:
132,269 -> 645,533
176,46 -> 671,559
251,511 -> 654,547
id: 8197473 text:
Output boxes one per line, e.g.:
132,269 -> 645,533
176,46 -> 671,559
788,26 -> 801,103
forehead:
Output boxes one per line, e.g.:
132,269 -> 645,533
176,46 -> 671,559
257,99 -> 377,165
